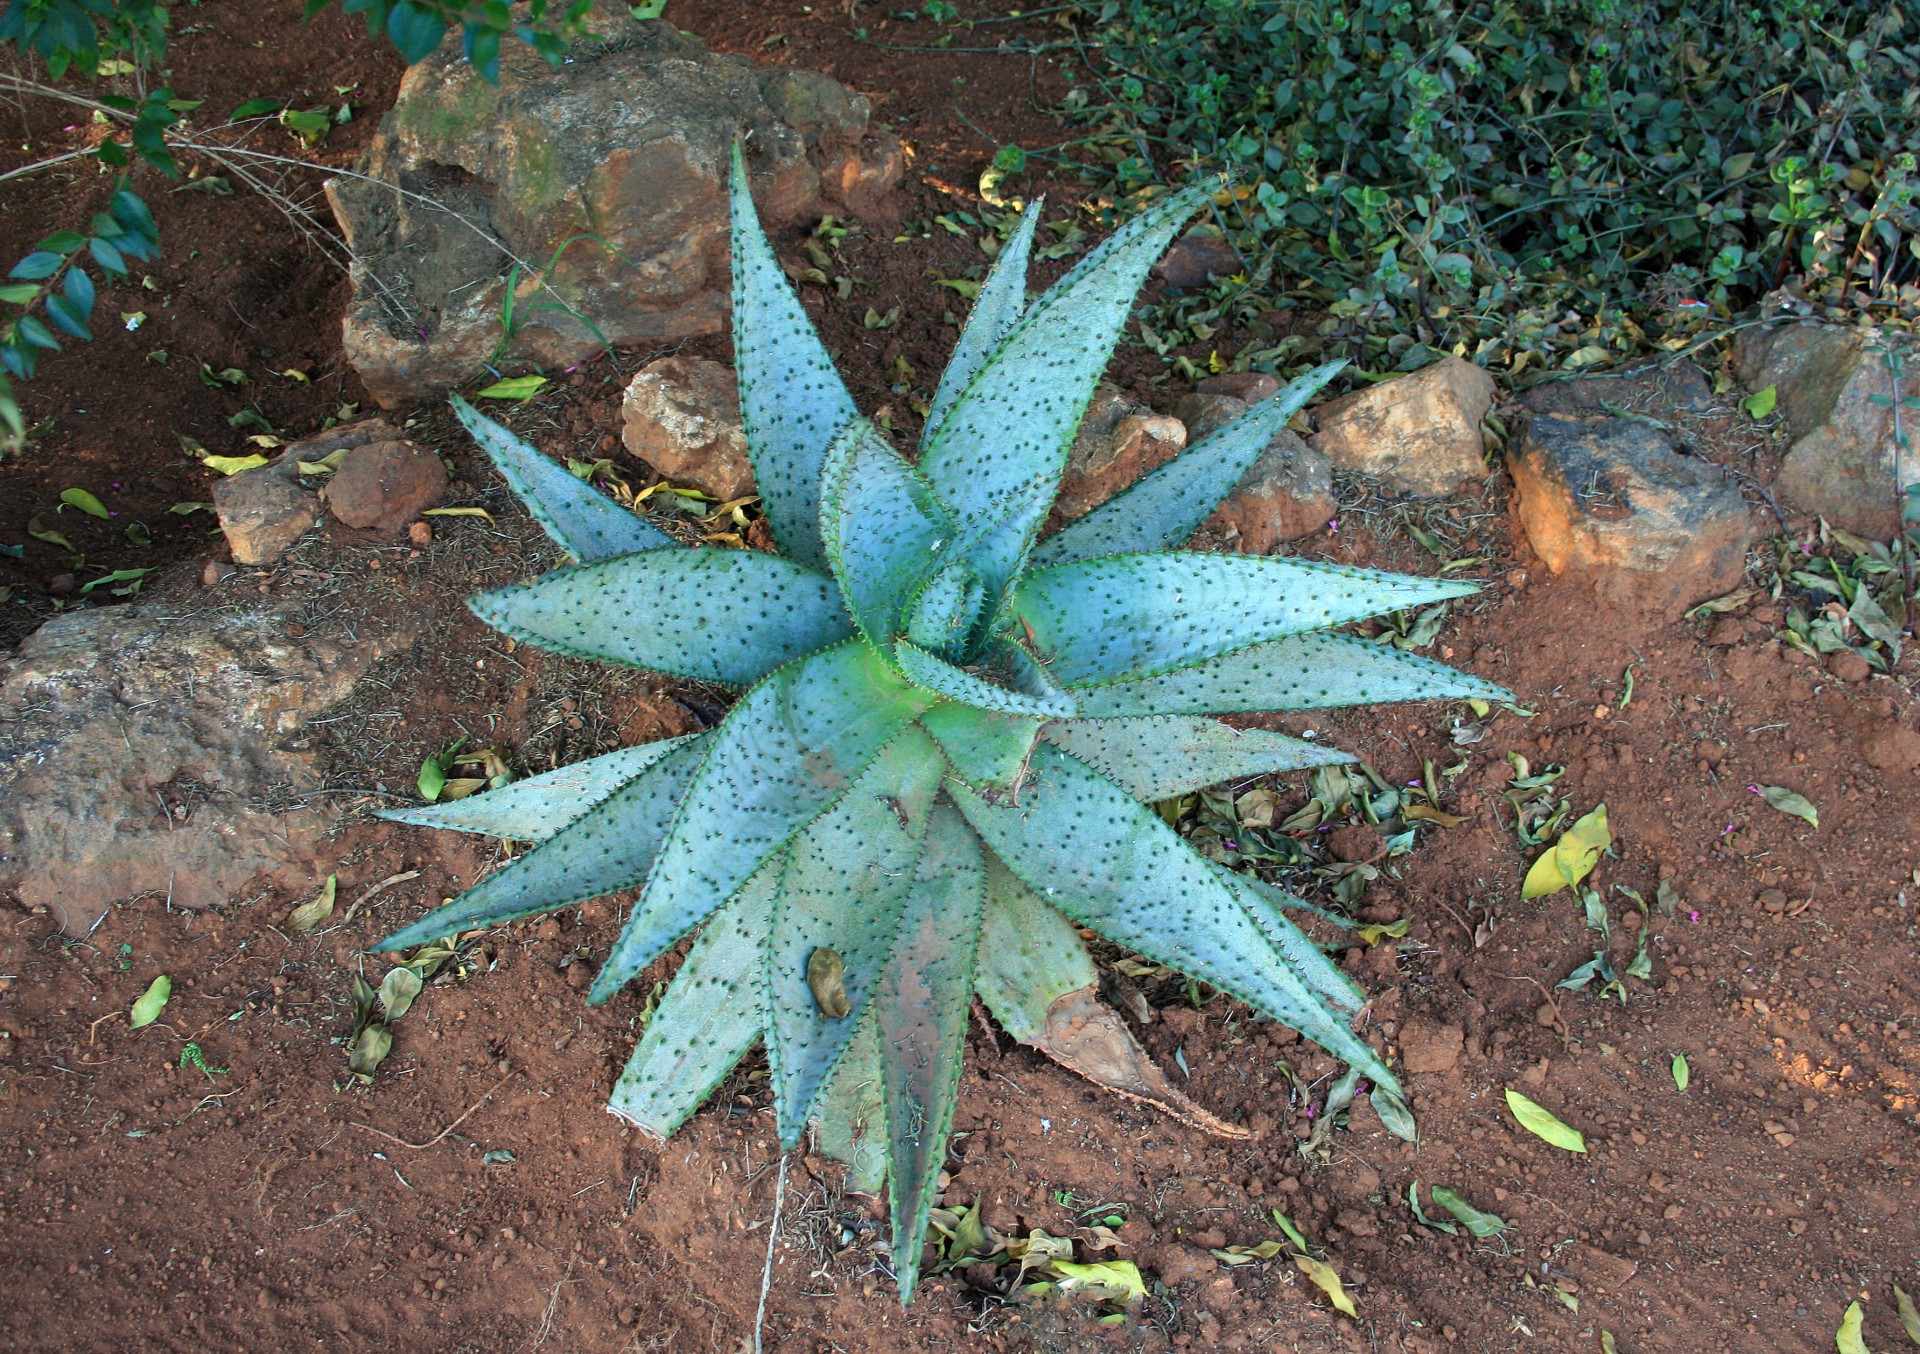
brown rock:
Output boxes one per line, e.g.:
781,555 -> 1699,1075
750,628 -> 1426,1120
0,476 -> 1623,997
1326,824 -> 1385,864
201,558 -> 237,588
1826,648 -> 1871,683
212,456 -> 319,566
324,440 -> 449,534
620,355 -> 755,500
1507,412 -> 1752,616
1564,1243 -> 1639,1292
1863,722 -> 1920,773
1206,430 -> 1337,552
328,16 -> 904,406
1398,1017 -> 1464,1075
1153,229 -> 1241,288
1333,1209 -> 1379,1237
1173,392 -> 1251,443
1141,1242 -> 1215,1286
1310,356 -> 1496,497
1735,323 -> 1916,537
1198,371 -> 1281,404
216,418 -> 410,561
1054,390 -> 1186,520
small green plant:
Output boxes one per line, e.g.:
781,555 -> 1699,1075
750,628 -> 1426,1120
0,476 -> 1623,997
381,144 -> 1504,1303
178,1042 -> 228,1081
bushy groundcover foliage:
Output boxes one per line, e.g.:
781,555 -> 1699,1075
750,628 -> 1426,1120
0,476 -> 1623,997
1059,0 -> 1919,364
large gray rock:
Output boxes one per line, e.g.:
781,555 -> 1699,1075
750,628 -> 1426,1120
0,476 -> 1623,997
1309,355 -> 1495,497
1508,413 -> 1752,616
1735,323 -> 1916,536
328,16 -> 904,407
0,598 -> 417,933
1518,359 -> 1716,419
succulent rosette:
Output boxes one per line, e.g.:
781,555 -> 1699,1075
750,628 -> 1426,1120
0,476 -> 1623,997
381,144 -> 1506,1301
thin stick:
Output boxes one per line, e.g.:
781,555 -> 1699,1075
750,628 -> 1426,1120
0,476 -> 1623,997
753,1152 -> 790,1354
350,1067 -> 519,1149
338,870 -> 421,928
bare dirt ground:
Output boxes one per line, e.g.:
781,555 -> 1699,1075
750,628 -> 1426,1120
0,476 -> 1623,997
1,5 -> 1916,1353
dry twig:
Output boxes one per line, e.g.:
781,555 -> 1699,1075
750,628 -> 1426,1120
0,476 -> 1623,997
349,1067 -> 520,1149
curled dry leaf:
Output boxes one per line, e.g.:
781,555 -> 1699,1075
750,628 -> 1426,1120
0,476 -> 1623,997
1050,1259 -> 1146,1304
1894,1284 -> 1920,1344
1025,986 -> 1248,1138
287,875 -> 337,933
1293,1253 -> 1357,1317
347,1024 -> 393,1081
377,967 -> 423,1021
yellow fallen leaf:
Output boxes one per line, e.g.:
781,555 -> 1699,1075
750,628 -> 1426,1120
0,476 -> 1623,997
1293,1253 -> 1356,1317
1355,918 -> 1411,945
1505,1088 -> 1587,1153
202,453 -> 270,476
1895,1284 -> 1919,1344
422,506 -> 494,520
129,975 -> 171,1029
1522,803 -> 1610,899
1051,1260 -> 1146,1304
1836,1300 -> 1868,1354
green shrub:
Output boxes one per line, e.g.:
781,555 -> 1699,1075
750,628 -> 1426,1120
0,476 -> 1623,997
1061,0 -> 1920,369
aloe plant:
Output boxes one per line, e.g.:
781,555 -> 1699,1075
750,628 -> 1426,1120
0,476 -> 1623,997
381,144 -> 1506,1303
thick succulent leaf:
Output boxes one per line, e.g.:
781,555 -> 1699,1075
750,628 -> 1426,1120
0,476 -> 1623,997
810,1012 -> 888,1194
378,734 -> 705,842
1070,632 -> 1510,717
1210,865 -> 1365,1019
921,199 -> 1041,448
767,727 -> 947,1147
820,417 -> 954,653
1014,554 -> 1478,687
605,866 -> 775,1139
1042,716 -> 1348,802
589,640 -> 934,1003
896,640 -> 1077,718
452,394 -> 677,563
378,735 -> 708,952
470,547 -> 852,686
729,140 -> 859,571
916,184 -> 1210,605
974,856 -> 1098,1043
876,802 -> 986,1304
918,701 -> 1041,791
948,743 -> 1400,1096
1030,360 -> 1345,566
902,560 -> 985,661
